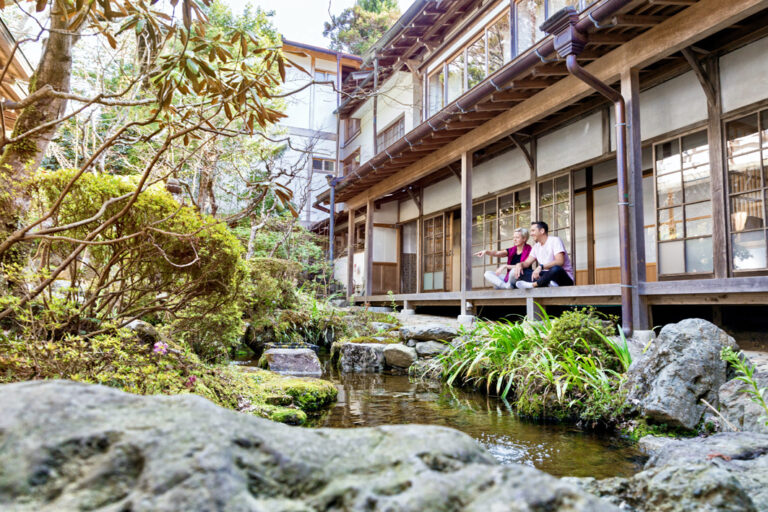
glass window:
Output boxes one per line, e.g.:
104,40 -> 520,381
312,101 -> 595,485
423,215 -> 447,291
376,116 -> 405,151
428,70 -> 444,117
467,36 -> 486,89
446,53 -> 464,103
312,158 -> 334,173
654,130 -> 712,275
516,0 -> 545,55
538,174 -> 571,263
487,15 -> 511,75
726,109 -> 768,272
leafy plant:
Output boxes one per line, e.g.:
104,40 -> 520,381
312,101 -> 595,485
721,346 -> 768,427
438,308 -> 628,426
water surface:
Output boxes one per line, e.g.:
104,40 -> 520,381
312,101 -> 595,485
310,357 -> 643,478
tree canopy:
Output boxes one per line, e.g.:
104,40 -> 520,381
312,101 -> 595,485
323,0 -> 401,56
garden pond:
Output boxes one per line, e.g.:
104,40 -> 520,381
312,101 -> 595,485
240,353 -> 644,479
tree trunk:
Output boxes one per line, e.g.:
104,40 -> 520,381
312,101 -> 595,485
0,10 -> 79,236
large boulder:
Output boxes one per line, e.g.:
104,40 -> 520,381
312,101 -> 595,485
261,348 -> 322,377
717,354 -> 768,434
340,343 -> 386,372
383,344 -> 417,368
400,323 -> 458,342
570,433 -> 768,511
415,340 -> 450,358
626,319 -> 738,430
0,381 -> 616,512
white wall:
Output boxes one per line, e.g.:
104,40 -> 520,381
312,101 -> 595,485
423,177 -> 461,215
399,199 -> 419,222
472,149 -> 530,198
720,36 -> 768,114
374,200 -> 398,223
639,71 -> 707,141
536,112 -> 603,176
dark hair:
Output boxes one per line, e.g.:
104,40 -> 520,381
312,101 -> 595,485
531,221 -> 549,234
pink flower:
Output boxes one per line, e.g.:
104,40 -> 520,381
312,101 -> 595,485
185,375 -> 197,388
153,342 -> 168,355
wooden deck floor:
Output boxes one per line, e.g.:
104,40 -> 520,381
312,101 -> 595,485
358,277 -> 768,308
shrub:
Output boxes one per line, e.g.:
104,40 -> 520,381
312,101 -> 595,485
438,308 -> 628,426
11,169 -> 247,362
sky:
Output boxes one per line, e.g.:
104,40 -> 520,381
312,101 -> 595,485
223,0 -> 418,49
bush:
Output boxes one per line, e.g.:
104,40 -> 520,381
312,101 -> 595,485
438,308 -> 629,427
9,169 -> 247,362
245,257 -> 299,316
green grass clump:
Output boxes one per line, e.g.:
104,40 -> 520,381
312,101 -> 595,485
438,307 -> 630,427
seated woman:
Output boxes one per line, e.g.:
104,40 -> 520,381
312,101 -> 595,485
474,228 -> 533,289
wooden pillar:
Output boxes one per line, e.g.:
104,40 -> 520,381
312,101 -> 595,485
460,151 -> 473,317
416,190 -> 423,293
529,138 -> 538,221
706,57 -> 728,280
347,209 -> 355,300
621,68 -> 650,331
586,166 -> 596,285
364,199 -> 374,297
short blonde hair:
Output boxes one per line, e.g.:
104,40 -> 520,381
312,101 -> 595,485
514,227 -> 529,240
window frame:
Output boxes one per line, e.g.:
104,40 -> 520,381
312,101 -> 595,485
422,213 -> 448,292
723,107 -> 768,276
312,157 -> 335,174
342,149 -> 361,177
376,114 -> 406,152
470,185 -> 532,289
536,171 -> 575,273
652,129 -> 714,278
343,117 -> 361,146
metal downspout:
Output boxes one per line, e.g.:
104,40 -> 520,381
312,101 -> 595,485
564,54 -> 632,335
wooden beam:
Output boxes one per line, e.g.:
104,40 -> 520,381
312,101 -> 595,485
621,68 -> 650,330
475,100 -> 520,111
443,121 -> 486,130
508,134 -> 534,171
347,208 -> 355,300
586,167 -> 595,285
611,15 -> 667,27
460,151 -> 472,317
342,0 -> 768,209
509,79 -> 553,89
706,56 -> 728,280
649,0 -> 696,5
587,33 -> 633,44
491,90 -> 535,102
447,163 -> 461,181
681,47 -> 717,107
364,200 -> 374,297
406,186 -> 421,211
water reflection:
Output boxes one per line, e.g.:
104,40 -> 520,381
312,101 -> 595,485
312,358 -> 643,479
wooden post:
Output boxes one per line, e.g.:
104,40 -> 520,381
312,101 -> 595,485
621,68 -> 650,331
460,151 -> 473,318
706,57 -> 728,280
347,209 -> 355,301
364,199 -> 374,297
529,137 -> 538,222
586,166 -> 596,285
416,190 -> 423,293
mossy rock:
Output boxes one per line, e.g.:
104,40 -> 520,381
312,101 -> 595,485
344,336 -> 401,345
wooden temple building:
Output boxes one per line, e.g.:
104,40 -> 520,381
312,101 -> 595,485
311,0 -> 768,334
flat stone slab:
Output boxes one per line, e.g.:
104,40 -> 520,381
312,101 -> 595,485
263,348 -> 322,377
400,323 -> 458,342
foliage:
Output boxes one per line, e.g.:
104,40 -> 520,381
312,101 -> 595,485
323,0 -> 401,55
619,418 -> 698,442
3,169 -> 246,362
721,346 -> 768,427
245,257 -> 299,315
546,307 -> 621,370
0,330 -> 336,425
438,308 -> 629,426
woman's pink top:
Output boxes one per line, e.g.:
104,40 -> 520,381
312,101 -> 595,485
505,244 -> 532,282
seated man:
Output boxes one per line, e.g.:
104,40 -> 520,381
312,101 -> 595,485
474,228 -> 533,289
515,221 -> 574,288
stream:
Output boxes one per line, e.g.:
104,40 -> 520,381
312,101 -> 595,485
243,353 -> 644,479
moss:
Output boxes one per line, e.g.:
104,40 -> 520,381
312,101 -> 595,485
249,369 -> 338,412
344,336 -> 401,345
619,418 -> 697,442
267,407 -> 307,425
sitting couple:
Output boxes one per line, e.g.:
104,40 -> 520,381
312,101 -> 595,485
474,221 -> 574,289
